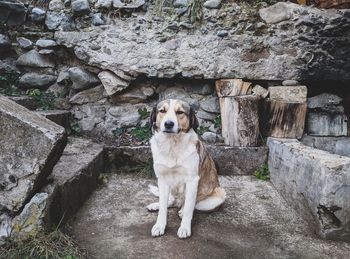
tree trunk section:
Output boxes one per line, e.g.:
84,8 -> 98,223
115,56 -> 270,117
220,95 -> 260,147
216,79 -> 252,97
260,100 -> 307,139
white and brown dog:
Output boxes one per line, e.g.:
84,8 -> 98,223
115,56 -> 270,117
148,99 -> 226,239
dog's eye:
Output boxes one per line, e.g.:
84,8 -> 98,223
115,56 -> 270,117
176,111 -> 184,115
159,109 -> 166,113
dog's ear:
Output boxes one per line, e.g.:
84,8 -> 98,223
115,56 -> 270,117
149,106 -> 157,132
189,107 -> 199,132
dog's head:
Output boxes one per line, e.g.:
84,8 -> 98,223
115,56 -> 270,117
150,99 -> 199,134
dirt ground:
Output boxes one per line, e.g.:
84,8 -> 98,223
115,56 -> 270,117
68,174 -> 350,259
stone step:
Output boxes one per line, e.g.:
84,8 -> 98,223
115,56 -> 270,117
69,174 -> 350,259
36,110 -> 71,133
105,145 -> 268,175
42,137 -> 105,229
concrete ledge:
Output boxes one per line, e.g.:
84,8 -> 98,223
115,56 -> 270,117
105,144 -> 268,175
268,138 -> 350,242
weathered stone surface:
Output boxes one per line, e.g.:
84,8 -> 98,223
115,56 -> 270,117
0,214 -> 12,245
268,86 -> 307,103
98,70 -> 129,96
196,110 -> 217,121
37,110 -> 71,132
45,11 -> 76,31
36,39 -> 57,48
95,0 -> 112,8
268,138 -> 350,241
106,105 -> 142,128
18,73 -> 57,89
158,87 -> 199,109
0,34 -> 11,51
71,0 -> 91,16
307,93 -> 343,110
307,112 -> 348,136
57,70 -> 71,86
11,193 -> 48,240
54,4 -> 350,81
68,67 -> 100,90
301,135 -> 350,157
0,96 -> 66,214
30,7 -> 46,23
43,137 -> 104,228
71,104 -> 106,131
8,96 -> 38,110
17,50 -> 55,68
259,2 -> 294,24
201,131 -> 222,143
39,49 -> 55,55
173,0 -> 188,7
203,0 -> 221,9
200,96 -> 220,113
0,0 -> 27,27
92,13 -> 105,26
17,37 -> 33,49
49,0 -> 65,11
252,84 -> 268,98
69,85 -> 105,104
282,80 -> 299,86
110,85 -> 155,104
112,0 -> 145,9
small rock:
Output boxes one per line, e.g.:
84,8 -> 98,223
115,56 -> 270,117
111,84 -> 155,104
68,67 -> 100,90
200,97 -> 220,113
268,86 -> 307,103
0,34 -> 11,50
18,73 -> 57,89
30,7 -> 46,23
45,11 -> 76,31
49,0 -> 65,11
107,106 -> 141,128
95,0 -> 112,8
36,39 -> 57,48
71,0 -> 91,15
184,83 -> 213,95
64,0 -> 71,7
0,214 -> 12,245
92,13 -> 105,26
197,110 -> 217,121
307,93 -> 343,109
57,70 -> 71,86
39,49 -> 55,55
259,2 -> 296,24
17,37 -> 33,49
173,0 -> 188,7
209,124 -> 219,133
282,80 -> 299,86
203,0 -> 221,9
98,70 -> 129,96
17,50 -> 55,68
177,6 -> 187,16
69,85 -> 105,104
201,132 -> 219,143
252,85 -> 268,98
217,30 -> 228,37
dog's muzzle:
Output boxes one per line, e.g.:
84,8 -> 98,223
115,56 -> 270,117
163,120 -> 177,133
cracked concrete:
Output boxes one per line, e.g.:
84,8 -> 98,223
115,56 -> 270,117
68,174 -> 350,259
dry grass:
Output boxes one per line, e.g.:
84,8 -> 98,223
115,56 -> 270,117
0,230 -> 86,259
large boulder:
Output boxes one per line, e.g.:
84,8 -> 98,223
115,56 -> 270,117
0,95 -> 67,215
268,138 -> 350,242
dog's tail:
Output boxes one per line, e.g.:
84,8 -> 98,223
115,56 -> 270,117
148,184 -> 159,197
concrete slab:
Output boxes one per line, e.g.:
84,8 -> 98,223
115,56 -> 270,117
69,175 -> 350,259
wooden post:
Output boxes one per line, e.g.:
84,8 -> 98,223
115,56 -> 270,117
220,95 -> 260,147
260,100 -> 307,139
216,79 -> 252,97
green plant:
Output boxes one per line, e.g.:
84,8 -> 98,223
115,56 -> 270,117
138,107 -> 150,120
214,115 -> 221,129
130,123 -> 152,141
27,89 -> 55,110
0,70 -> 20,96
69,119 -> 82,135
0,230 -> 85,259
254,163 -> 270,181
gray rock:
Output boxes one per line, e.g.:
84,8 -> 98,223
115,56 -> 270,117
173,0 -> 188,7
8,96 -> 38,110
64,0 -> 71,7
18,73 -> 57,89
268,86 -> 307,103
0,0 -> 27,27
0,96 -> 66,214
45,11 -> 76,31
0,214 -> 12,245
301,135 -> 350,157
0,34 -> 11,50
11,193 -> 48,240
69,85 -> 105,104
92,13 -> 105,26
57,70 -> 71,86
252,84 -> 268,98
98,70 -> 129,96
217,30 -> 228,37
39,49 -> 55,55
68,67 -> 100,90
30,7 -> 46,23
95,0 -> 112,8
49,0 -> 65,11
17,37 -> 33,49
200,97 -> 220,113
71,0 -> 91,15
158,86 -> 199,109
112,0 -> 145,9
307,112 -> 348,137
268,138 -> 350,241
71,105 -> 106,131
201,131 -> 219,143
37,110 -> 71,132
36,39 -> 57,48
307,93 -> 343,109
17,50 -> 55,68
111,85 -> 155,104
197,110 -> 217,121
203,0 -> 221,9
106,105 -> 143,128
259,2 -> 297,24
282,80 -> 299,86
184,82 -> 214,95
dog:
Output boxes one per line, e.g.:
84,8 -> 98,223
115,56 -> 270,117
148,99 -> 226,239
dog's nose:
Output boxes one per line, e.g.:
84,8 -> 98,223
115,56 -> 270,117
164,120 -> 174,129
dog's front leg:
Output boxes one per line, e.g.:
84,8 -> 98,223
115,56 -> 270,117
177,176 -> 199,239
151,179 -> 169,237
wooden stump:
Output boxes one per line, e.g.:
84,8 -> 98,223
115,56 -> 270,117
220,95 -> 260,147
216,79 -> 252,97
260,100 -> 307,139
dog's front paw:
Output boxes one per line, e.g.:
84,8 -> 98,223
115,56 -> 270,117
177,225 -> 191,239
147,202 -> 159,212
151,223 -> 166,237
